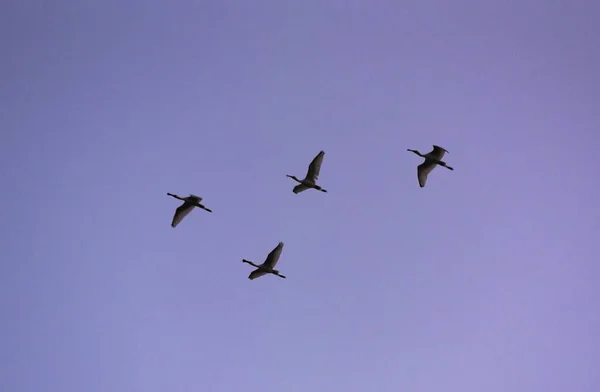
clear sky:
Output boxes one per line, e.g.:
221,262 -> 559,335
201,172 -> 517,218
1,1 -> 599,391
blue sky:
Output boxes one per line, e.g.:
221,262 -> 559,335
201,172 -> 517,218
1,1 -> 599,391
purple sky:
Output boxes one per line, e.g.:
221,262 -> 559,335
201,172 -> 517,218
1,1 -> 599,391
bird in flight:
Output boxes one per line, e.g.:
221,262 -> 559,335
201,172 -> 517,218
407,145 -> 454,187
167,193 -> 212,228
242,241 -> 286,280
286,150 -> 328,194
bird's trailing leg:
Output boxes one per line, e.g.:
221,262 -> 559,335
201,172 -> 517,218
439,162 -> 454,171
313,184 -> 327,193
198,204 -> 213,212
276,273 -> 286,279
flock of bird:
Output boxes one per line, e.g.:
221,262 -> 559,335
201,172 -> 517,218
167,145 -> 454,280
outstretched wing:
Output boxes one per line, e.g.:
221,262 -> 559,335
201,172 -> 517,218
305,151 -> 325,182
264,242 -> 284,268
417,161 -> 437,188
171,202 -> 195,227
428,145 -> 448,161
188,194 -> 203,202
292,183 -> 310,194
248,269 -> 268,280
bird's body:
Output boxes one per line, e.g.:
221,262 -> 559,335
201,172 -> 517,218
242,242 -> 286,280
407,145 -> 454,187
287,150 -> 328,194
167,193 -> 212,227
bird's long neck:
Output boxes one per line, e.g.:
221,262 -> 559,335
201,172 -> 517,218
408,149 -> 423,157
167,193 -> 183,200
287,175 -> 301,183
243,260 -> 259,268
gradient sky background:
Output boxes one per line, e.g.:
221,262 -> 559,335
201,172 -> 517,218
1,1 -> 599,391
